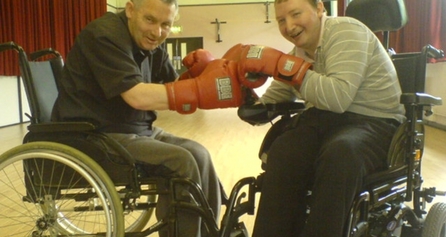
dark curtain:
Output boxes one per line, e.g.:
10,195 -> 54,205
0,0 -> 106,76
338,0 -> 446,61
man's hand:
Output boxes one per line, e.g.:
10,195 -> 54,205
166,59 -> 243,114
238,45 -> 312,89
178,49 -> 215,80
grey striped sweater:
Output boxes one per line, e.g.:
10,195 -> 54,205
260,15 -> 406,123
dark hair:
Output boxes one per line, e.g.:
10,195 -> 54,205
275,0 -> 319,8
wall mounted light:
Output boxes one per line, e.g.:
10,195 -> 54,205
171,25 -> 183,34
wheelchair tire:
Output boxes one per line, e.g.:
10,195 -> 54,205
0,141 -> 125,236
422,202 -> 446,237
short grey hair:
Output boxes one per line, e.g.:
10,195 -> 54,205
132,0 -> 178,10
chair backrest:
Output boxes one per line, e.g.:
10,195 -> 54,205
385,45 -> 444,173
392,45 -> 445,117
345,0 -> 408,49
28,48 -> 63,123
392,52 -> 426,94
0,42 -> 42,123
345,0 -> 408,32
5,44 -> 62,125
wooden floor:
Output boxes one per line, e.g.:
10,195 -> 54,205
1,108 -> 446,235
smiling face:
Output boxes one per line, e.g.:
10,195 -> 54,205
275,0 -> 324,55
125,0 -> 178,51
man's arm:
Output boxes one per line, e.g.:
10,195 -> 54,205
121,59 -> 244,114
121,83 -> 169,111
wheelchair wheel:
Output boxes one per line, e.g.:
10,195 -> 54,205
422,202 -> 446,237
123,189 -> 157,232
0,141 -> 125,236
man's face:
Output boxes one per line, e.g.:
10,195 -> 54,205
126,0 -> 177,50
275,0 -> 324,53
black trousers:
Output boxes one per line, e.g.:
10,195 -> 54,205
252,108 -> 399,237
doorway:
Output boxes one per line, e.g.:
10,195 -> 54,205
164,37 -> 203,75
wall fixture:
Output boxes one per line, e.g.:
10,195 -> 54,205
171,25 -> 183,34
265,2 -> 271,23
211,18 -> 227,43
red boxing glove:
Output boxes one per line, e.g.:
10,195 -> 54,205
222,43 -> 250,62
238,45 -> 312,89
223,44 -> 268,88
166,59 -> 243,114
178,49 -> 215,80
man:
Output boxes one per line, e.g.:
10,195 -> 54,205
232,0 -> 405,236
52,0 -> 243,236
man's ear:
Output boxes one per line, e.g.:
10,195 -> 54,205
125,1 -> 135,19
316,1 -> 325,17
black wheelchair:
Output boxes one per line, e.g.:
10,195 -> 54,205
238,43 -> 446,237
237,0 -> 446,236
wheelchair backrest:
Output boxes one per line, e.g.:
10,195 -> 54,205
0,42 -> 61,124
393,45 -> 444,116
25,48 -> 63,124
345,0 -> 408,32
346,0 -> 408,50
392,51 -> 426,94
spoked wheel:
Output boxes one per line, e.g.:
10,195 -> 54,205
423,202 -> 446,237
0,142 -> 124,236
123,189 -> 157,232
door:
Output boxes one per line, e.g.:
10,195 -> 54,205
164,37 -> 203,75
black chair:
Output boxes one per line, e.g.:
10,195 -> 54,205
345,0 -> 408,50
335,0 -> 446,236
347,44 -> 445,237
238,43 -> 446,236
0,41 -> 258,237
236,0 -> 446,236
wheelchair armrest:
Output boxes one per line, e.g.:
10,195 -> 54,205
27,121 -> 97,133
238,102 -> 305,126
265,102 -> 306,113
238,103 -> 270,125
424,44 -> 444,59
400,92 -> 443,106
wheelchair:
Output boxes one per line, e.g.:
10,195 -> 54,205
238,43 -> 446,237
0,42 -> 259,237
237,0 -> 446,236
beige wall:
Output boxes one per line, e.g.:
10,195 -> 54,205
425,62 -> 446,128
171,4 -> 294,57
107,1 -> 295,56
